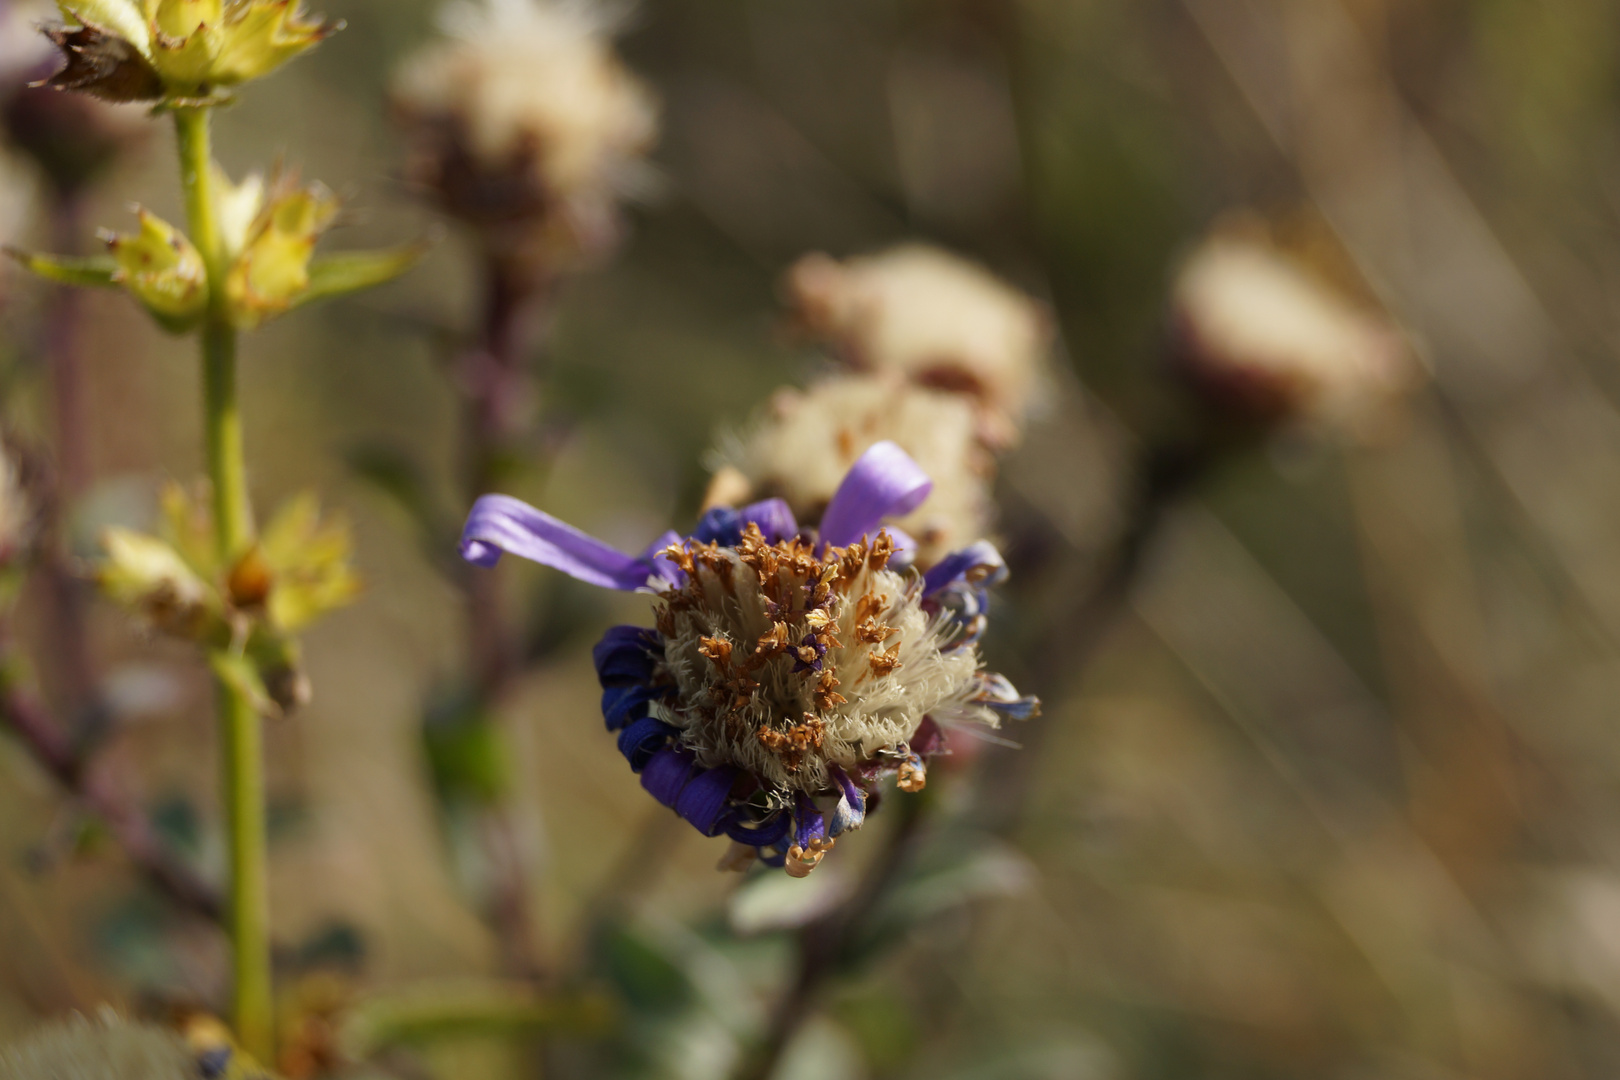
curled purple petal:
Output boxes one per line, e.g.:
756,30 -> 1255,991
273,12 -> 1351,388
923,540 -> 1008,597
692,506 -> 745,546
593,625 -> 661,687
828,765 -> 867,837
740,498 -> 797,543
601,683 -> 659,731
793,793 -> 827,849
641,746 -> 697,807
617,717 -> 676,772
818,441 -> 933,547
972,672 -> 1040,721
726,811 -> 791,848
461,494 -> 655,589
674,766 -> 740,836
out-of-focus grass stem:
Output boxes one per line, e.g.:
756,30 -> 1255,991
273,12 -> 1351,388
173,105 -> 272,1062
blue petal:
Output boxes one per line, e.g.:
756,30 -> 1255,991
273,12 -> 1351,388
616,717 -> 676,772
818,442 -> 933,547
460,494 -> 656,589
758,848 -> 787,868
923,540 -> 1008,597
674,766 -> 740,836
641,746 -> 696,807
601,684 -> 658,731
692,506 -> 745,546
593,625 -> 660,687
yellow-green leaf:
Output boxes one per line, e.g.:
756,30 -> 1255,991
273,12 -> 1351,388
6,248 -> 120,288
207,649 -> 275,716
295,242 -> 430,309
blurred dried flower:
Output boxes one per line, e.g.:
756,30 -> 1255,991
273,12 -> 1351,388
390,0 -> 658,271
719,372 -> 995,568
460,442 -> 1037,876
0,1012 -> 195,1079
0,435 -> 38,568
1168,229 -> 1419,435
785,244 -> 1051,449
0,0 -> 148,193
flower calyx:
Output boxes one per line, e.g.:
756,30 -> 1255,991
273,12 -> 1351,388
39,0 -> 342,106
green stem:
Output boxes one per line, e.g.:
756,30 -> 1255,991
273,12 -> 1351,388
173,106 -> 272,1062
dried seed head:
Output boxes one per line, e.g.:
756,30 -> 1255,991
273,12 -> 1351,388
785,244 -> 1051,449
390,0 -> 657,267
722,373 -> 994,568
1169,227 -> 1419,435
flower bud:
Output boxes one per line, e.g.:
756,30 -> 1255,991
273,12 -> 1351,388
104,208 -> 208,330
97,525 -> 223,639
1168,226 -> 1419,436
223,176 -> 339,327
390,0 -> 658,270
784,244 -> 1051,449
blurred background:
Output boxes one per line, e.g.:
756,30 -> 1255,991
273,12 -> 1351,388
6,0 -> 1620,1077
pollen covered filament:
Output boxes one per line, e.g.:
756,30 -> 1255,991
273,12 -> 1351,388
654,524 -> 979,793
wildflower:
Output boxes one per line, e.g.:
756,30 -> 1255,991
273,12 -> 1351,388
460,442 -> 1037,876
716,373 -> 995,569
11,166 -> 422,330
97,482 -> 359,709
1168,229 -> 1417,435
390,0 -> 658,270
36,0 -> 340,105
785,244 -> 1051,450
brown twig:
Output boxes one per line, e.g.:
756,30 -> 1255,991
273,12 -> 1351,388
0,639 -> 223,924
455,252 -> 555,981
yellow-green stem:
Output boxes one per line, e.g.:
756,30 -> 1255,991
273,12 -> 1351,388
173,106 -> 272,1061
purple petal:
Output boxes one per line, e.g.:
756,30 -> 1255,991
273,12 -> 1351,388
726,811 -> 791,848
601,683 -> 659,731
923,540 -> 1008,597
972,672 -> 1040,721
818,441 -> 933,547
617,717 -> 676,771
640,529 -> 686,588
793,792 -> 827,849
460,494 -> 654,589
674,766 -> 740,836
740,498 -> 797,543
593,625 -> 661,687
827,765 -> 867,837
641,746 -> 696,806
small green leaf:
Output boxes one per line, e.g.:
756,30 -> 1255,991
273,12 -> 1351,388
6,248 -> 121,288
295,242 -> 430,309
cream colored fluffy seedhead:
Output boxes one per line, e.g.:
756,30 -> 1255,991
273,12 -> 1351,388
723,373 -> 994,568
391,0 -> 656,252
1170,234 -> 1417,433
652,527 -> 996,798
786,244 -> 1050,448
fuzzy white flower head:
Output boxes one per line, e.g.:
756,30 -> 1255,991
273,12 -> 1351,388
1,1013 -> 195,1080
1169,232 -> 1418,434
786,244 -> 1051,449
391,0 -> 657,260
654,527 -> 996,799
717,373 -> 994,569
